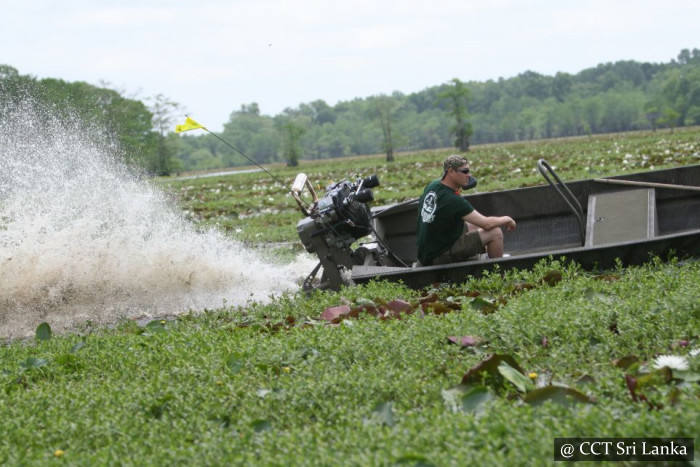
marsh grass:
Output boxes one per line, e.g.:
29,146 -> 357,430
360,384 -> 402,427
2,129 -> 700,465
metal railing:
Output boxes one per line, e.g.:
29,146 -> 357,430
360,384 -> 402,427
537,159 -> 585,246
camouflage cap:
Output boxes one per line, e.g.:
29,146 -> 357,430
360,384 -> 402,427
442,154 -> 469,177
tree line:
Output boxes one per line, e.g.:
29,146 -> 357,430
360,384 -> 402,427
2,48 -> 699,175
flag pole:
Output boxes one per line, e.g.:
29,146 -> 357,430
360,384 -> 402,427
175,115 -> 292,191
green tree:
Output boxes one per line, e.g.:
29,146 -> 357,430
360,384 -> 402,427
223,103 -> 279,166
659,108 -> 681,133
643,101 -> 662,131
676,48 -> 700,65
552,72 -> 573,102
438,78 -> 472,151
580,96 -> 604,134
99,87 -> 156,167
275,115 -> 306,167
0,65 -> 36,110
661,67 -> 700,126
299,99 -> 336,125
148,94 -> 181,176
369,94 -> 400,162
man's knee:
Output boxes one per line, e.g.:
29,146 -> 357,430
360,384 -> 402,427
491,227 -> 504,242
480,227 -> 503,245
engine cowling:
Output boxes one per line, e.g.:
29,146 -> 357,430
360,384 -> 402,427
293,175 -> 380,290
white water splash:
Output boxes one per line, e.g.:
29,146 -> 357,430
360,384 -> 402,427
0,100 -> 312,338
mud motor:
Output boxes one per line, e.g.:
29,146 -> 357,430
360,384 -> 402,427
291,173 -> 391,291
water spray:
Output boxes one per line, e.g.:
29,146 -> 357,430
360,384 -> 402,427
0,103 -> 314,338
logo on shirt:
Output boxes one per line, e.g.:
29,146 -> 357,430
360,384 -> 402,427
421,191 -> 437,223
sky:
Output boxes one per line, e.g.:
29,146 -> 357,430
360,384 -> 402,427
2,0 -> 699,132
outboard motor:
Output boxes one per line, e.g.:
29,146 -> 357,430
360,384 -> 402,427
292,173 -> 384,291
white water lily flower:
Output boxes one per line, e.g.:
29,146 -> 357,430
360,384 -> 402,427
652,355 -> 689,371
689,348 -> 700,358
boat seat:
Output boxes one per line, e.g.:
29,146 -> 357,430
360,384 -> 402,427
585,188 -> 657,247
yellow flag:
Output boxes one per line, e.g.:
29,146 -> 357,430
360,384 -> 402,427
175,116 -> 205,133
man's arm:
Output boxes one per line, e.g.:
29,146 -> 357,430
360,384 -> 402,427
463,210 -> 516,231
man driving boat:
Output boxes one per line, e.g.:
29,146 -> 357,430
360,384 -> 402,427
416,155 -> 516,266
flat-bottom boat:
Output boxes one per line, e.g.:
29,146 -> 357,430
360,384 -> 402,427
291,160 -> 700,291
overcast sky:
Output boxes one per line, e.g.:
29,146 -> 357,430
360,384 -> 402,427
2,0 -> 698,131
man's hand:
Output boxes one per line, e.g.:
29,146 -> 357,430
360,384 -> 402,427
464,211 -> 516,232
503,216 -> 516,231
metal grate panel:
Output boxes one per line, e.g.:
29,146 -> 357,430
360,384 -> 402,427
586,189 -> 656,246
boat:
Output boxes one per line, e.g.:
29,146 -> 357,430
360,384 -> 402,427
291,160 -> 700,291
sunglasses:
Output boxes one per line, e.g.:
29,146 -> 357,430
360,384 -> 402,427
456,167 -> 471,174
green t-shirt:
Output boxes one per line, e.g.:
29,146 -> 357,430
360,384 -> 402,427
416,180 -> 475,265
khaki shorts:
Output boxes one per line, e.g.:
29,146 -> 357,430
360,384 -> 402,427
431,224 -> 485,265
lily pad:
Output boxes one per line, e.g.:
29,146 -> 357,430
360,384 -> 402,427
498,361 -> 535,393
251,419 -> 271,432
320,305 -> 351,322
144,320 -> 167,334
70,341 -> 86,353
541,270 -> 563,286
226,353 -> 246,373
469,296 -> 499,314
364,401 -> 395,427
614,355 -> 639,370
672,370 -> 700,382
384,299 -> 415,315
20,357 -> 49,371
421,302 -> 452,315
394,453 -> 436,466
35,322 -> 52,341
461,354 -> 524,386
461,386 -> 495,413
442,385 -> 493,414
523,385 -> 595,406
447,335 -> 483,347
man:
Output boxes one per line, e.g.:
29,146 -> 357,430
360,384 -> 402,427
416,155 -> 516,266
